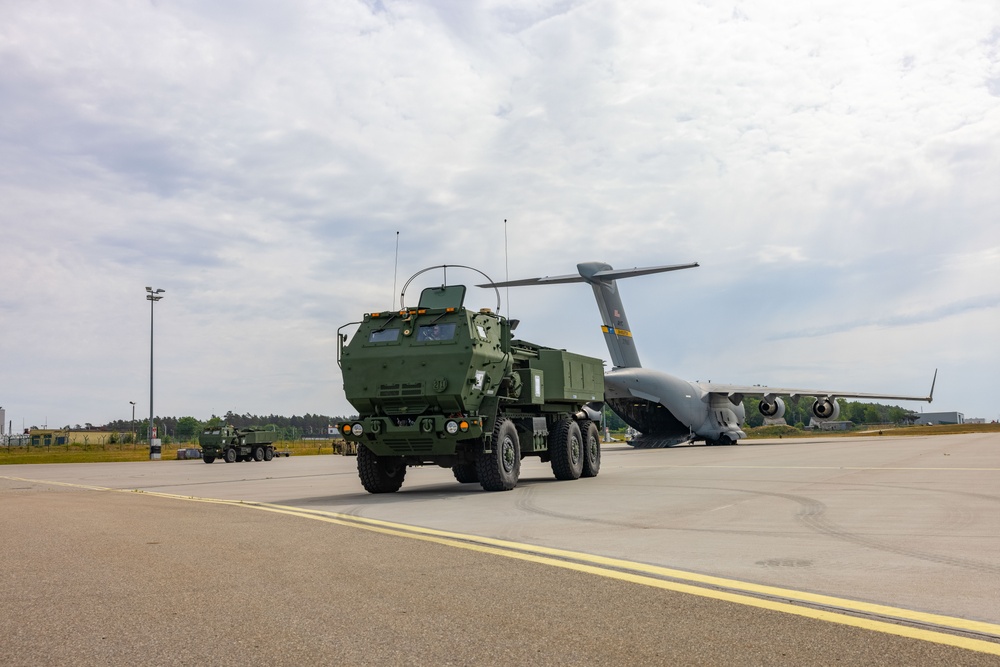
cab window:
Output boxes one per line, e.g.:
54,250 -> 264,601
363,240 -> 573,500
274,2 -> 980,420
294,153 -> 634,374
368,328 -> 401,343
416,323 -> 456,341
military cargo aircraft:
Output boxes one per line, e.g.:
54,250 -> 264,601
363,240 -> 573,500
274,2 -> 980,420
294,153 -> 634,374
482,261 -> 936,447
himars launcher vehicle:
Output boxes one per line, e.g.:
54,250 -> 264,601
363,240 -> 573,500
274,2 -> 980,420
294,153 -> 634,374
337,266 -> 604,493
199,425 -> 282,463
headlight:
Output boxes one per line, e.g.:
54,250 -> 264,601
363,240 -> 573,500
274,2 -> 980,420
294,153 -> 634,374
445,420 -> 459,435
351,423 -> 364,437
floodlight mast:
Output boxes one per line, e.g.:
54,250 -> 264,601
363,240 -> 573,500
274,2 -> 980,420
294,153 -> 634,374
145,287 -> 165,460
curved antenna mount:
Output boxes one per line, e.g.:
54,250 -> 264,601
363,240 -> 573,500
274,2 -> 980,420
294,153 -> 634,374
399,265 -> 501,313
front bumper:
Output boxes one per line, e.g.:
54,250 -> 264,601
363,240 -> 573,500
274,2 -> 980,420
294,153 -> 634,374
340,415 -> 485,457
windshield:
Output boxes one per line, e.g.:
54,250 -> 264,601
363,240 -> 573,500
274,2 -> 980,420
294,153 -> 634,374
416,322 -> 456,341
369,328 -> 401,343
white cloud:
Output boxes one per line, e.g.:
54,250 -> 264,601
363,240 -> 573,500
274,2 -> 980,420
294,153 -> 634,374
1,0 -> 999,427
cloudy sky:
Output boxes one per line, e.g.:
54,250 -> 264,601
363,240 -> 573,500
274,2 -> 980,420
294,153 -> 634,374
2,0 -> 998,430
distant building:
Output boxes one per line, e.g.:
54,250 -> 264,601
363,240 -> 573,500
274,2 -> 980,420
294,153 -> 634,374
966,418 -> 986,424
810,419 -> 852,431
29,429 -> 117,446
913,411 -> 965,426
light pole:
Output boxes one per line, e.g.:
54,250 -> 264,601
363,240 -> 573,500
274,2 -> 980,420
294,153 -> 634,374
146,287 -> 165,460
129,401 -> 136,448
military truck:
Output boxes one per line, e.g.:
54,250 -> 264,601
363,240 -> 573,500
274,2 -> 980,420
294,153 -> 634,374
199,426 -> 279,463
337,265 -> 604,493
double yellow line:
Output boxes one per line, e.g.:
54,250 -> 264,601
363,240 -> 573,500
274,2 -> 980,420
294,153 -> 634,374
5,474 -> 1000,656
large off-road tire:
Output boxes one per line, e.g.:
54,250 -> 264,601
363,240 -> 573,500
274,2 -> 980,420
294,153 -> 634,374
224,447 -> 237,463
264,447 -> 274,461
203,456 -> 215,464
550,418 -> 584,480
253,446 -> 265,462
477,418 -> 520,491
357,445 -> 406,493
580,420 -> 601,478
452,462 -> 479,484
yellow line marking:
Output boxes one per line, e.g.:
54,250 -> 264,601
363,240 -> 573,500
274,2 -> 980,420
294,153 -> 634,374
4,474 -> 1000,655
621,465 -> 1000,472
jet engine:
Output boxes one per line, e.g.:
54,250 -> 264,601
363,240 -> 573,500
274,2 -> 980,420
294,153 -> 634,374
758,396 -> 785,419
811,397 -> 840,421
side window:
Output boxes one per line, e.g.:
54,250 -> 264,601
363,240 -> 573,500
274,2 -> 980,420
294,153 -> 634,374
368,328 -> 401,343
416,322 -> 457,341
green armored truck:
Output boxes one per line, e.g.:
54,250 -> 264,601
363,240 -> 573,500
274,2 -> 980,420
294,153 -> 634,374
199,426 -> 279,463
337,265 -> 604,493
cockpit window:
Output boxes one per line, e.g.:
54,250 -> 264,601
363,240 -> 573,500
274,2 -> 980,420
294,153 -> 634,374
416,322 -> 457,341
368,328 -> 401,343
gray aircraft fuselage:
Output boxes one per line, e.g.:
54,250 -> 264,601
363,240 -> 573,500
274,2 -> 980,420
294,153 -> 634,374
483,261 -> 934,448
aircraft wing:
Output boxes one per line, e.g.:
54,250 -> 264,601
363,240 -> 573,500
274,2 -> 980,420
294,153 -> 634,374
693,369 -> 937,403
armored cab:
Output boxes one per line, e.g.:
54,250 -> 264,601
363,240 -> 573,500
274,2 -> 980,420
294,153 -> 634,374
338,268 -> 604,493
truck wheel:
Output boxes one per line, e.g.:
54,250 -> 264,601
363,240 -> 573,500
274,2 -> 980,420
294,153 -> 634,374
203,456 -> 215,464
357,446 -> 406,493
253,446 -> 265,462
550,418 -> 584,480
477,418 -> 520,491
580,421 -> 601,478
224,447 -> 237,463
452,462 -> 479,484
264,447 -> 274,461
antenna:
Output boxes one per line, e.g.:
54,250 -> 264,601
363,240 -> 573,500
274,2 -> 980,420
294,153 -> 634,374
504,219 -> 510,320
392,231 -> 400,310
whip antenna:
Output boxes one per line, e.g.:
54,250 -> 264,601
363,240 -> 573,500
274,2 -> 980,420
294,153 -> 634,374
391,231 -> 400,310
504,219 -> 510,320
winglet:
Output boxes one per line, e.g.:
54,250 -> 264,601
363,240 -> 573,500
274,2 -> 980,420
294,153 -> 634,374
927,368 -> 937,403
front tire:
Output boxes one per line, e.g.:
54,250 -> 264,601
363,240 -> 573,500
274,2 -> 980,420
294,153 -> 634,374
477,418 -> 520,491
224,447 -> 237,463
580,420 -> 601,478
550,419 -> 584,480
452,462 -> 479,484
203,456 -> 215,464
357,445 -> 406,493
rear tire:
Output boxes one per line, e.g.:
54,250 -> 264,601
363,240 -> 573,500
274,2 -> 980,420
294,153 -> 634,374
452,462 -> 479,484
357,445 -> 406,493
550,419 -> 584,480
264,447 -> 274,461
477,418 -> 520,491
224,447 -> 237,463
253,446 -> 265,462
580,421 -> 601,478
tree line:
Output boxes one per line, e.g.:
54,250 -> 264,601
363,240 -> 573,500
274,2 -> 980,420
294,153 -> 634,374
101,411 -> 348,444
86,397 -> 915,445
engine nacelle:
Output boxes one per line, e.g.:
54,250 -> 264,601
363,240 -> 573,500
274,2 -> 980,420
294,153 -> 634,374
811,397 -> 840,421
758,396 -> 786,419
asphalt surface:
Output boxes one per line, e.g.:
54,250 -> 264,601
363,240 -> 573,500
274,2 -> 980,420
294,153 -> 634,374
2,432 -> 999,665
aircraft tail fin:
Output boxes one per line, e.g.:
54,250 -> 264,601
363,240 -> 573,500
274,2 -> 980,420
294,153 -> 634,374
482,260 -> 699,369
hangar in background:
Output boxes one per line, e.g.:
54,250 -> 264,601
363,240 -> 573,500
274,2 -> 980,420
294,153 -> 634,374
913,411 -> 965,425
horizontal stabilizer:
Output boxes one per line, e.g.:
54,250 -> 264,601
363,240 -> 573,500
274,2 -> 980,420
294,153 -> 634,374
479,262 -> 700,288
478,273 -> 586,288
590,262 -> 700,282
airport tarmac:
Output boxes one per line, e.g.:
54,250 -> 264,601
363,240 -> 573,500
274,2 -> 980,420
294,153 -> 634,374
2,432 -> 999,664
